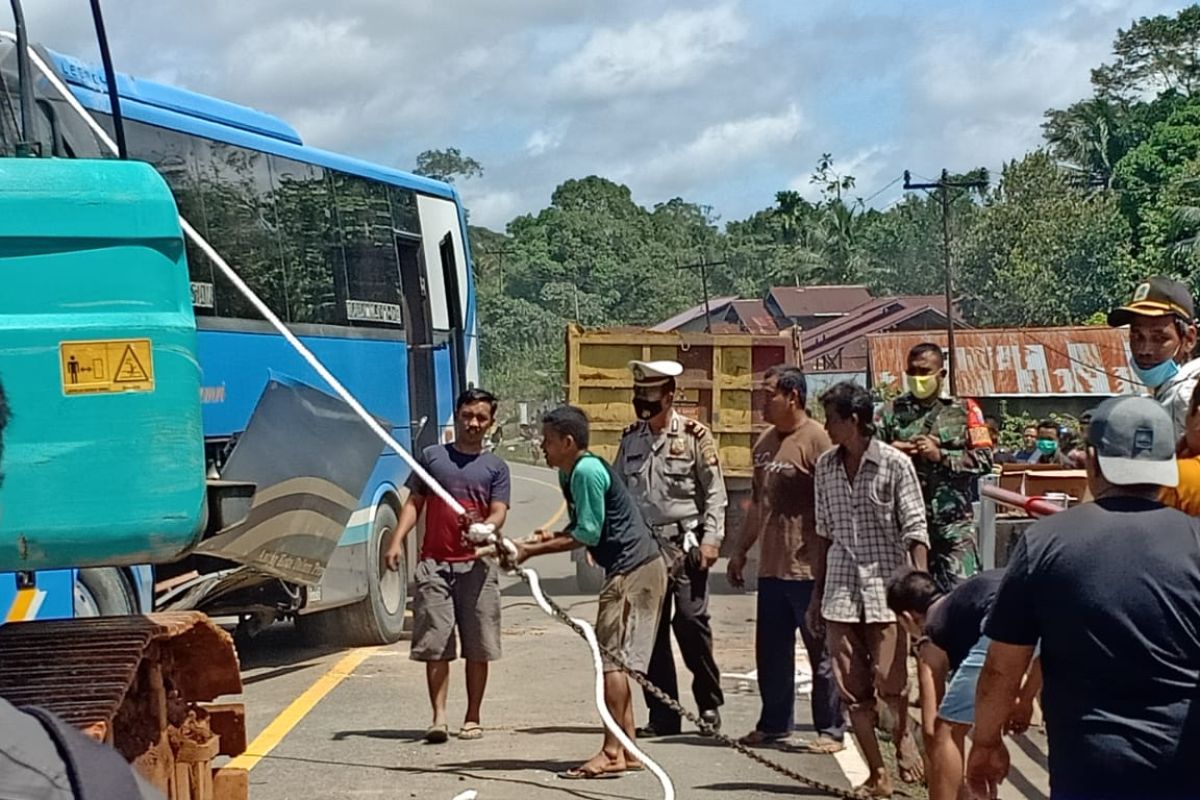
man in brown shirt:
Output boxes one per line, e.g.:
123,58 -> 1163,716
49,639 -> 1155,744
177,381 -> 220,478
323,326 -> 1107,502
728,365 -> 846,750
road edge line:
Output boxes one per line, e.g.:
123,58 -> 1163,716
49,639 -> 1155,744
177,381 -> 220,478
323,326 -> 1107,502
229,646 -> 380,772
833,731 -> 871,787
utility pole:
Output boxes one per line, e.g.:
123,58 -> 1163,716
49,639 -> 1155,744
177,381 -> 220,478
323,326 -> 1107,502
479,246 -> 514,293
902,169 -> 988,397
677,256 -> 726,333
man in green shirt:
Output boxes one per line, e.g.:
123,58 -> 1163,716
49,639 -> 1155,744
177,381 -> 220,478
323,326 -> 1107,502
515,405 -> 667,779
876,343 -> 993,592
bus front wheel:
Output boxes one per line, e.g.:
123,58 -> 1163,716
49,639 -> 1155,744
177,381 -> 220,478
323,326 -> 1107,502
299,505 -> 408,646
74,568 -> 137,617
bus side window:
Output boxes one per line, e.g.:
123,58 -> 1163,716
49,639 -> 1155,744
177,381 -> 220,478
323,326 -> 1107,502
330,171 -> 404,329
192,137 -> 289,321
268,156 -> 347,326
116,119 -> 217,316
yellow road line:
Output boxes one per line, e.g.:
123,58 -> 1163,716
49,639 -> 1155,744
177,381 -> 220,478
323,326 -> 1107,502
540,500 -> 567,532
6,588 -> 36,622
229,646 -> 379,772
512,471 -> 567,531
231,468 -> 562,772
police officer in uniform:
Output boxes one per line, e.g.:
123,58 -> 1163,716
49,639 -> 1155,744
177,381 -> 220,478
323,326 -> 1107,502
876,342 -> 993,594
615,360 -> 728,737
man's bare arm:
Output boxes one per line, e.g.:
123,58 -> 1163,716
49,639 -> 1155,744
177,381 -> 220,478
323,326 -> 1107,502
909,542 -> 929,571
973,642 -> 1035,746
517,532 -> 584,561
385,493 -> 426,571
485,500 -> 508,530
917,642 -> 949,739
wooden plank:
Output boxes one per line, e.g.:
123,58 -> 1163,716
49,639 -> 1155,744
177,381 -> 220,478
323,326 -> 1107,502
211,767 -> 248,800
174,763 -> 193,800
191,760 -> 214,800
711,342 -> 722,428
200,703 -> 247,758
176,734 -> 220,764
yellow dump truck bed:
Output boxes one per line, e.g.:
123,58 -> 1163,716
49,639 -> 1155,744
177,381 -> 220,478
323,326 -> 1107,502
564,324 -> 801,478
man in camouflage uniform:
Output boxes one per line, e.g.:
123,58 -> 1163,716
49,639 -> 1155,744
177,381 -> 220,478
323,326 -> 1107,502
876,343 -> 993,593
615,359 -> 728,737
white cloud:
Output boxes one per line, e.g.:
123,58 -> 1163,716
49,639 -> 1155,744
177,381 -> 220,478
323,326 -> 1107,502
7,0 -> 1188,232
636,105 -> 806,188
550,3 -> 748,99
903,0 -> 1183,175
462,188 -> 524,230
525,122 -> 568,156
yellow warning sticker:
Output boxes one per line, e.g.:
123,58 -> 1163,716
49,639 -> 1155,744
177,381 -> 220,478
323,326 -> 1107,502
59,338 -> 155,396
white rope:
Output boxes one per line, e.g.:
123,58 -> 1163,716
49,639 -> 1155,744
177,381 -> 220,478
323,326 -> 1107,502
521,566 -> 675,798
10,35 -> 674,797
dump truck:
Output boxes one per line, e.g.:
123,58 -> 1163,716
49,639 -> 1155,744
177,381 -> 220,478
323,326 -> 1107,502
564,323 -> 801,590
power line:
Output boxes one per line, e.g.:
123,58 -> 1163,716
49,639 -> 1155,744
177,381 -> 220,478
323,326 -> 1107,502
904,168 -> 990,397
859,175 -> 903,206
677,255 -> 727,333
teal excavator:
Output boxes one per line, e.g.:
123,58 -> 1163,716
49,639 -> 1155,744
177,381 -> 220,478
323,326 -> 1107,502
1,3 -> 248,798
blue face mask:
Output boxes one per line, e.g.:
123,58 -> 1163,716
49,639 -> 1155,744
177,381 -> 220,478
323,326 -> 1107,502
1132,357 -> 1181,389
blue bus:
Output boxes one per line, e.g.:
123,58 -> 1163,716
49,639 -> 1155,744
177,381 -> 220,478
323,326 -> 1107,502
0,41 -> 477,644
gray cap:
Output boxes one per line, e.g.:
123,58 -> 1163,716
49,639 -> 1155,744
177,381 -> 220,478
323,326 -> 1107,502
1086,396 -> 1179,487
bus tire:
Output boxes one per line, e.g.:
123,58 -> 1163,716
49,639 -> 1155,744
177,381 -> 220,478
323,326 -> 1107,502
74,568 -> 137,617
575,558 -> 606,594
300,505 -> 407,646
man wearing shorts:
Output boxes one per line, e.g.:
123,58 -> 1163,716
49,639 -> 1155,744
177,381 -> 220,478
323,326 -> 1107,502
385,388 -> 510,744
887,569 -> 1041,800
515,405 -> 667,780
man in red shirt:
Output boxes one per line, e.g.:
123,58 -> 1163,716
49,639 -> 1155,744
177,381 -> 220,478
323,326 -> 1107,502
385,389 -> 511,744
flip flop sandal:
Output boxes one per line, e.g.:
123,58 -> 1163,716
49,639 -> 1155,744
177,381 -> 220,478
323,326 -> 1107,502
458,723 -> 484,740
423,724 -> 449,744
559,765 -> 624,780
737,730 -> 788,747
784,736 -> 846,755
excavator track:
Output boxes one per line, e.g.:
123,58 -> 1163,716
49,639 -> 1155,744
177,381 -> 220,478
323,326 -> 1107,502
0,612 -> 246,800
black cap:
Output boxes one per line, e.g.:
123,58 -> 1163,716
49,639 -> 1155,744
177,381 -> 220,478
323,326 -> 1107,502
1108,276 -> 1195,327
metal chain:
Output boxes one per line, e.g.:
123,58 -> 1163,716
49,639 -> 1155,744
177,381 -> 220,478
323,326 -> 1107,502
515,569 -> 894,800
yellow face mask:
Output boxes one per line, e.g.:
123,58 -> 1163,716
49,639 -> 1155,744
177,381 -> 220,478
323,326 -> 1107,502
905,373 -> 941,400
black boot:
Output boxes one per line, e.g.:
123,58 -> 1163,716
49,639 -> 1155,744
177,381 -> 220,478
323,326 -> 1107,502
699,709 -> 722,737
635,720 -> 681,738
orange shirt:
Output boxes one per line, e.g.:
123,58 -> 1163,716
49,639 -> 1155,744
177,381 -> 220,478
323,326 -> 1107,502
1160,456 -> 1200,516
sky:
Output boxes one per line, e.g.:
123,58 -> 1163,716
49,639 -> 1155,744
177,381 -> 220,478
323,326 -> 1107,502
8,0 -> 1191,230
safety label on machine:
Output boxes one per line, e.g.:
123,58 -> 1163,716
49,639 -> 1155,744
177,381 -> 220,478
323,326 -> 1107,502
59,338 -> 155,395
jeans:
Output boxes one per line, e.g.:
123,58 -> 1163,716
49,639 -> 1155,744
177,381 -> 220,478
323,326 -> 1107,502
755,577 -> 846,738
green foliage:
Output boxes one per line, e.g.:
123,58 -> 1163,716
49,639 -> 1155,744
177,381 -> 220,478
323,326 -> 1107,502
858,193 -> 974,296
1113,102 -> 1200,251
413,147 -> 483,183
958,152 -> 1135,326
1092,6 -> 1200,100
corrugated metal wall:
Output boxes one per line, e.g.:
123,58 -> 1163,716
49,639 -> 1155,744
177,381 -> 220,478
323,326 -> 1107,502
867,327 -> 1138,397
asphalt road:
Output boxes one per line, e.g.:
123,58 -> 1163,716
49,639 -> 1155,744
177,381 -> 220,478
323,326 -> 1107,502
229,460 -> 1050,799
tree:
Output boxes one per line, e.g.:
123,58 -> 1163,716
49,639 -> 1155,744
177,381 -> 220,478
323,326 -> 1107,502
1112,101 -> 1200,253
957,152 -> 1135,327
413,148 -> 483,183
473,176 -> 720,404
1092,6 -> 1200,100
859,194 -> 973,296
1043,97 -> 1130,190
772,190 -> 811,245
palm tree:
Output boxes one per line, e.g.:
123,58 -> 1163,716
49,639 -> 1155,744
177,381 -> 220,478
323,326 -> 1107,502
773,190 -> 808,245
1042,97 -> 1128,190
